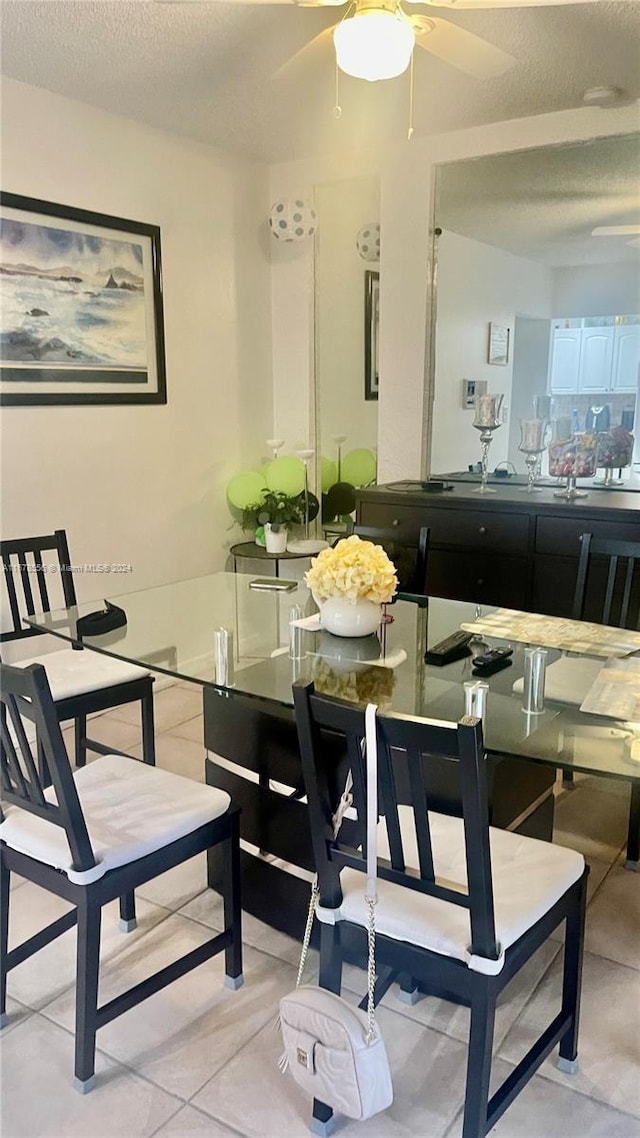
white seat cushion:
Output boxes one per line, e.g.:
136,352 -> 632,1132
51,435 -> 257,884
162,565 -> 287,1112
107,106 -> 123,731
320,807 -> 583,974
0,754 -> 231,884
12,647 -> 150,702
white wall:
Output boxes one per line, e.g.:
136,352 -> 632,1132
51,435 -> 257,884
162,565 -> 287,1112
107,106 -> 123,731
0,78 -> 272,601
430,232 -> 552,473
553,261 -> 640,317
506,317 -> 552,469
314,177 -> 379,468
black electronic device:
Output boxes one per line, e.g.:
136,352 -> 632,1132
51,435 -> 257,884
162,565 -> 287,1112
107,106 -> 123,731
387,479 -> 454,493
75,601 -> 127,640
249,578 -> 298,592
424,629 -> 473,666
471,647 -> 514,677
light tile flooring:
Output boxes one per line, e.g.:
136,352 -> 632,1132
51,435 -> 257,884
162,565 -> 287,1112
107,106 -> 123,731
2,684 -> 639,1138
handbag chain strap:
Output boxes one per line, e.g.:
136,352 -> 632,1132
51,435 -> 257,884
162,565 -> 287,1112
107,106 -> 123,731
295,768 -> 352,989
364,702 -> 378,1045
296,704 -> 380,1047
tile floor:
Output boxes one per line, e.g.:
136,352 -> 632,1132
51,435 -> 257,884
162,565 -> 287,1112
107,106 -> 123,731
2,684 -> 639,1138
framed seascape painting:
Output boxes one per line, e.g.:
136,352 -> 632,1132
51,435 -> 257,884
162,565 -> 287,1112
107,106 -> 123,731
364,269 -> 379,401
0,193 -> 167,406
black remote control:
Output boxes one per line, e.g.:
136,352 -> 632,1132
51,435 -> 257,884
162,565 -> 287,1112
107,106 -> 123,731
424,630 -> 473,666
472,647 -> 513,677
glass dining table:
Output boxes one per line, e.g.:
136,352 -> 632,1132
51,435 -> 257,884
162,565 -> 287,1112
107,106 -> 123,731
25,571 -> 640,937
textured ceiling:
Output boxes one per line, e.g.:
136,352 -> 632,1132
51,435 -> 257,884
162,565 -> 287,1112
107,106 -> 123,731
436,133 -> 640,265
1,0 -> 639,162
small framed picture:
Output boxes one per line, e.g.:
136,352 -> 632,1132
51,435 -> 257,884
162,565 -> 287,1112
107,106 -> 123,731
488,323 -> 510,366
364,270 -> 379,401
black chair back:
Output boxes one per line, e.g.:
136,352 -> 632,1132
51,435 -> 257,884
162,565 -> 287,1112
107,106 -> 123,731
293,680 -> 499,963
346,524 -> 430,602
0,662 -> 97,873
573,533 -> 640,629
1,530 -> 77,643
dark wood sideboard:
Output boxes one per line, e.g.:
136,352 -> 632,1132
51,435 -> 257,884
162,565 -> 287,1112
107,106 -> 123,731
356,483 -> 640,617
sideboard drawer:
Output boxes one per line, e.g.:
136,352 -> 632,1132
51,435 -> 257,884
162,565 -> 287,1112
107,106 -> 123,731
427,509 -> 530,554
535,514 -> 640,556
357,502 -> 429,532
427,551 -> 528,608
358,501 -> 530,554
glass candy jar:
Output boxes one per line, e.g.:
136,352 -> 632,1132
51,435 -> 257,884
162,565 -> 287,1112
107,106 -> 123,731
594,426 -> 634,487
549,433 -> 597,499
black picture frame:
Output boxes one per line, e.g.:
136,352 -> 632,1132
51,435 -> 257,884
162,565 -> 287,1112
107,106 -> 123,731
364,269 -> 379,402
0,192 -> 167,406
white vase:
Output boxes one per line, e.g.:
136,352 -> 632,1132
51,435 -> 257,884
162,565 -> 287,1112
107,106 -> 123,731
264,524 -> 287,554
319,596 -> 381,638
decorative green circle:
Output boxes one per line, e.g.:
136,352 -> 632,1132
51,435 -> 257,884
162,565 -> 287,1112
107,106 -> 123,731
226,471 -> 267,510
341,449 -> 377,488
265,456 -> 305,496
321,457 -> 338,493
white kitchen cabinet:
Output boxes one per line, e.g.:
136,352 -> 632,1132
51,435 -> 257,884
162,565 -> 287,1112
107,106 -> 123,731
577,327 -> 615,393
548,328 -> 581,393
547,318 -> 640,395
611,324 -> 640,392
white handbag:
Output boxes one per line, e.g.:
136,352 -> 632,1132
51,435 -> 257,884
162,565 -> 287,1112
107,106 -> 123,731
279,704 -> 393,1123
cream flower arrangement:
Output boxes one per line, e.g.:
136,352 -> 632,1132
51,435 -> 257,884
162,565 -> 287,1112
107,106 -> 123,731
311,658 -> 396,710
305,535 -> 398,606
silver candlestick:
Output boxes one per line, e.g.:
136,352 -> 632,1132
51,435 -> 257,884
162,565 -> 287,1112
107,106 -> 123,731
472,394 -> 503,495
518,418 -> 548,494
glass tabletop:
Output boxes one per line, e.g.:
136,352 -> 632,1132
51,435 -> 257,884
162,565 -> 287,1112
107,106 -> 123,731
24,571 -> 640,784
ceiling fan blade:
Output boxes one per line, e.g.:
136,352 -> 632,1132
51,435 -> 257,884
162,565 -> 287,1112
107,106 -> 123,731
273,25 -> 336,79
412,15 -> 515,78
409,0 -> 625,8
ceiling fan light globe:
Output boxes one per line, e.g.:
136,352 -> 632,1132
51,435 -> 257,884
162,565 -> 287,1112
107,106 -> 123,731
333,10 -> 414,82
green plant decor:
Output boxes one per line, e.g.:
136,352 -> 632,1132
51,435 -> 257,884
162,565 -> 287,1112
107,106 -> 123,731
242,490 -> 305,534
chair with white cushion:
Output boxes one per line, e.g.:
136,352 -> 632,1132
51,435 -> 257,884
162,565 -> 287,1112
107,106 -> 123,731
1,529 -> 155,769
293,681 -> 588,1138
0,662 -> 242,1091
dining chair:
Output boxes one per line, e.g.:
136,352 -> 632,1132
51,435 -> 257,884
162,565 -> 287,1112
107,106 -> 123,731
345,523 -> 430,605
1,529 -> 155,769
0,661 -> 243,1091
573,532 -> 640,629
293,680 -> 588,1138
565,532 -> 640,800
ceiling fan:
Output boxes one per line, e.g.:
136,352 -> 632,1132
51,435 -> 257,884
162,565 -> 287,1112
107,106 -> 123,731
158,0 -> 620,85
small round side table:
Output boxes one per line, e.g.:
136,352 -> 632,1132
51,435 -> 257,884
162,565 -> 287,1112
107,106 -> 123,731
229,541 -> 313,578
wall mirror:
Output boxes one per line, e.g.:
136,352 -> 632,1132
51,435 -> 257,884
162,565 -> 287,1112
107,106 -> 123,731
428,133 -> 640,489
314,176 -> 380,531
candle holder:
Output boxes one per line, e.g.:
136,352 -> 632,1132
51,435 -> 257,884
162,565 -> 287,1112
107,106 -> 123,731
472,393 -> 503,495
518,418 -> 548,494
